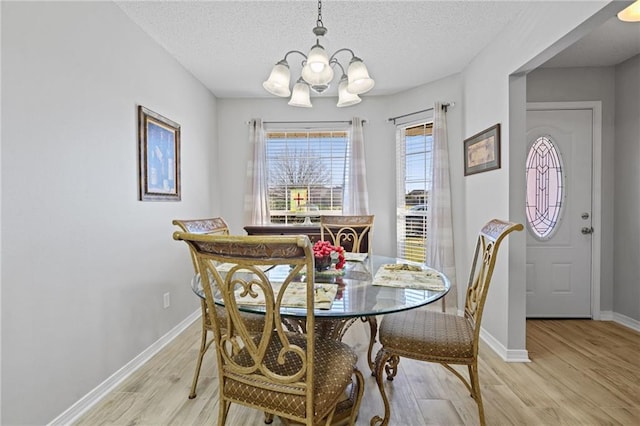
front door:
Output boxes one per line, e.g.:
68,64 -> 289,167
526,108 -> 593,318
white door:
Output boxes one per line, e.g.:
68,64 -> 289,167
526,109 -> 593,318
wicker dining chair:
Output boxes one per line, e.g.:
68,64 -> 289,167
371,219 -> 524,426
172,232 -> 365,425
319,215 -> 378,373
319,215 -> 374,255
172,218 -> 264,399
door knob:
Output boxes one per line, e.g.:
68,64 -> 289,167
581,226 -> 594,234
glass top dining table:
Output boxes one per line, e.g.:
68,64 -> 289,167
191,254 -> 450,423
191,254 -> 450,320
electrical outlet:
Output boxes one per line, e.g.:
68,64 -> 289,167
163,292 -> 170,309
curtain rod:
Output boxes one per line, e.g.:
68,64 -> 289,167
246,119 -> 366,125
387,102 -> 453,124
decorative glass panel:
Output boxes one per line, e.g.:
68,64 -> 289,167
526,136 -> 564,239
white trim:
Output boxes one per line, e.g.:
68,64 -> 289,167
599,310 -> 614,321
608,311 -> 640,333
47,310 -> 201,426
480,328 -> 530,363
526,101 -> 602,320
599,311 -> 639,332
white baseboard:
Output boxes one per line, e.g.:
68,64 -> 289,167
47,310 -> 201,426
600,310 -> 640,332
479,327 -> 530,363
599,310 -> 614,320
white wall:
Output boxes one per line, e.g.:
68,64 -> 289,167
461,1 -> 611,354
527,66 -> 616,312
614,54 -> 640,322
1,2 -> 218,424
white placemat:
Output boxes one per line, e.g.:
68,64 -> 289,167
234,282 -> 338,310
343,252 -> 368,262
372,264 -> 445,291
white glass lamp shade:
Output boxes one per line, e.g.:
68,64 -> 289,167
306,44 -> 330,72
347,57 -> 375,95
337,75 -> 361,107
618,1 -> 640,22
262,61 -> 291,97
301,61 -> 334,88
288,80 -> 312,108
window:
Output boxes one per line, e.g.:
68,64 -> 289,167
396,122 -> 433,261
526,136 -> 565,239
266,129 -> 350,224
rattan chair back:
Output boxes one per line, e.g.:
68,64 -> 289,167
319,215 -> 374,254
464,219 -> 525,343
173,233 -> 361,425
172,217 -> 230,272
173,217 -> 264,400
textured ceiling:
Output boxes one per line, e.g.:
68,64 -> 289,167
115,1 -> 640,99
542,16 -> 640,68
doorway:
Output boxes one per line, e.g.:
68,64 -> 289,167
526,102 -> 602,319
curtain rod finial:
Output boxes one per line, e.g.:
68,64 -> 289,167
441,102 -> 454,112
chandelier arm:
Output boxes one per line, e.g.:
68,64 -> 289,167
330,59 -> 346,76
328,48 -> 355,64
282,50 -> 308,62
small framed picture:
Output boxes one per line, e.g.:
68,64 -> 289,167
464,123 -> 501,176
138,106 -> 181,201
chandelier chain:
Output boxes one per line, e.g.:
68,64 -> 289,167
317,0 -> 323,28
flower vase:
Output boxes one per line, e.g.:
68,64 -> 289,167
315,255 -> 332,272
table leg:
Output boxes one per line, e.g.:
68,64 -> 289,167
364,316 -> 378,375
283,317 -> 360,340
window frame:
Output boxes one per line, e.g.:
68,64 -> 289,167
264,125 -> 351,224
396,120 -> 434,261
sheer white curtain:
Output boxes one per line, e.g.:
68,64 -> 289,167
342,117 -> 369,215
426,103 -> 457,311
245,118 -> 270,225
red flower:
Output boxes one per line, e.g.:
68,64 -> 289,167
313,240 -> 346,270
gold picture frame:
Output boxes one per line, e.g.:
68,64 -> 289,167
138,106 -> 181,201
464,123 -> 501,176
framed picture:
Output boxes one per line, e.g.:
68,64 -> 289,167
138,106 -> 181,201
464,123 -> 501,176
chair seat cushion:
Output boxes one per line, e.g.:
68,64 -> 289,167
379,310 -> 475,363
224,332 -> 358,422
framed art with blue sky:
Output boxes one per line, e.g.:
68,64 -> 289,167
138,105 -> 181,201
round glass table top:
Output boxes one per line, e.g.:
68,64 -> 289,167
192,254 -> 450,319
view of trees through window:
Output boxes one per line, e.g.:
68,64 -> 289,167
266,130 -> 349,224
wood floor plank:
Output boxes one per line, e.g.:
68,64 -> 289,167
415,399 -> 465,425
73,319 -> 640,425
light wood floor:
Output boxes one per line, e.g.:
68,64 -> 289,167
74,317 -> 640,425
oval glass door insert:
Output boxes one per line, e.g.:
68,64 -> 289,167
525,136 -> 565,239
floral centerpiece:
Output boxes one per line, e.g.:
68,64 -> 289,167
313,240 -> 346,272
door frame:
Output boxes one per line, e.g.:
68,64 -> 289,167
526,101 -> 602,319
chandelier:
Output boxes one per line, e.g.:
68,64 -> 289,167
618,0 -> 640,22
262,0 -> 375,108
